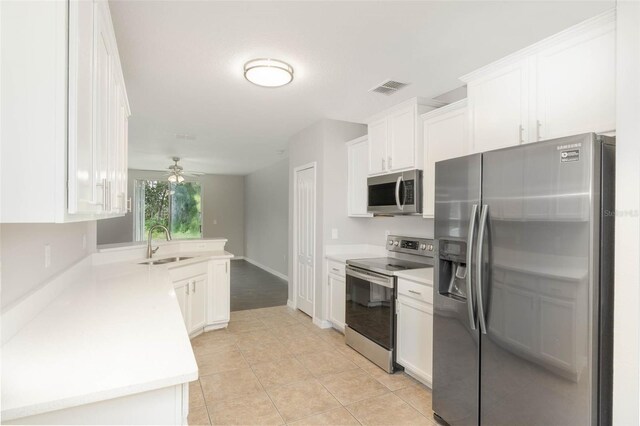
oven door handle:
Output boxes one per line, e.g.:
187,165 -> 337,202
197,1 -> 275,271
395,176 -> 404,211
346,267 -> 394,289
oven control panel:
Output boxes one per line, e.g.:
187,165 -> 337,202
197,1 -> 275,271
387,235 -> 435,257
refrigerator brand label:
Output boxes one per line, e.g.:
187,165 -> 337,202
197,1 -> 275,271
560,149 -> 580,163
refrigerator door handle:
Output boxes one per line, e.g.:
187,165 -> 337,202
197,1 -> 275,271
466,204 -> 478,330
476,204 -> 489,334
395,176 -> 404,210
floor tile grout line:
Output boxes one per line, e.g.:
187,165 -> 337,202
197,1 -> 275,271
241,346 -> 287,425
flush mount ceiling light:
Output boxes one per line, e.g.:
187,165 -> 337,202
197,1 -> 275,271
244,58 -> 294,87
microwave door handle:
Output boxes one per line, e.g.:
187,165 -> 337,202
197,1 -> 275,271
395,176 -> 404,210
466,204 -> 478,331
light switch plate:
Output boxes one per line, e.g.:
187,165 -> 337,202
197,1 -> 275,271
331,228 -> 339,239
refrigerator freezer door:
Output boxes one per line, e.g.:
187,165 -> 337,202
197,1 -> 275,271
479,134 -> 597,425
433,154 -> 481,426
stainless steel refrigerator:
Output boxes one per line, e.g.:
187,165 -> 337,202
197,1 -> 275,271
432,133 -> 615,426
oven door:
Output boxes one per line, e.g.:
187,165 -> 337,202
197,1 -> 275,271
345,266 -> 396,350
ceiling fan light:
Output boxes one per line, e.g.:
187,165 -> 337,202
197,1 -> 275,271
177,175 -> 185,183
168,174 -> 177,183
244,58 -> 293,88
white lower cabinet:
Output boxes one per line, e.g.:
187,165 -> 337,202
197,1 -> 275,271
171,272 -> 208,336
207,259 -> 231,327
328,274 -> 346,331
327,260 -> 346,332
169,259 -> 230,337
396,277 -> 433,387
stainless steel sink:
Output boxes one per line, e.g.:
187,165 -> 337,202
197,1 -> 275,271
139,256 -> 193,265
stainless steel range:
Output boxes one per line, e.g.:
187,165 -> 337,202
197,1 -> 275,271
345,235 -> 435,373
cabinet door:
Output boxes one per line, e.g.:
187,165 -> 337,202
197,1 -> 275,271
534,22 -> 615,141
422,106 -> 468,218
396,296 -> 433,385
174,281 -> 189,331
68,0 -> 98,215
328,274 -> 346,330
347,138 -> 372,217
388,106 -> 416,171
93,1 -> 114,214
189,274 -> 208,333
368,119 -> 387,175
208,260 -> 230,324
468,58 -> 529,153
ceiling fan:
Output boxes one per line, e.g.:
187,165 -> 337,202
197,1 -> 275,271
165,157 -> 204,183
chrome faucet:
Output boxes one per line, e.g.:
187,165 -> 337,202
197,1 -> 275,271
147,224 -> 172,258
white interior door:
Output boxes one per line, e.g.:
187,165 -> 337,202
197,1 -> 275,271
295,165 -> 316,316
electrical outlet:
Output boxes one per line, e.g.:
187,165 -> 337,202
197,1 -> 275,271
331,228 -> 339,240
385,230 -> 391,237
44,244 -> 51,268
213,219 -> 217,225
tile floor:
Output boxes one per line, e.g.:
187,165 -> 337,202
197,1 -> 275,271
189,305 -> 436,425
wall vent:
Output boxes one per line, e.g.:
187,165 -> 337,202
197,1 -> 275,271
370,80 -> 410,96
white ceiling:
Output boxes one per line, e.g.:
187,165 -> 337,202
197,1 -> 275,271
110,0 -> 613,176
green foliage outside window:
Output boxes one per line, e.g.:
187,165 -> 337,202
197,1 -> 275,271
140,180 -> 202,240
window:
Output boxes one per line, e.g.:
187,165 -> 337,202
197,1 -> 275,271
134,180 -> 202,241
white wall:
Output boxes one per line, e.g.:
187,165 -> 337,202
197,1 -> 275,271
1,221 -> 97,309
97,170 -> 245,256
613,2 -> 640,424
244,159 -> 289,276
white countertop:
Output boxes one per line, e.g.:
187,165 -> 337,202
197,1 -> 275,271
1,250 -> 232,422
395,267 -> 434,285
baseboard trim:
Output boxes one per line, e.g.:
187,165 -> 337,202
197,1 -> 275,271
313,317 -> 332,329
287,299 -> 296,310
243,257 -> 289,282
231,256 -> 245,261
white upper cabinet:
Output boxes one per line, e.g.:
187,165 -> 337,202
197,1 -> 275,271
461,10 -> 615,154
533,17 -> 615,141
421,100 -> 469,218
465,58 -> 530,153
368,119 -> 388,175
388,106 -> 416,170
347,136 -> 372,217
1,0 -> 130,223
366,98 -> 445,176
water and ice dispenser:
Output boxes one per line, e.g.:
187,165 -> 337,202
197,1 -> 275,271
438,239 -> 469,300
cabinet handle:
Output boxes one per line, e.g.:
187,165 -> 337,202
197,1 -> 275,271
192,281 -> 196,293
331,268 -> 340,273
518,125 -> 524,144
536,120 -> 542,141
388,156 -> 392,170
186,284 -> 190,295
97,178 -> 107,208
381,158 -> 385,170
408,289 -> 422,295
126,197 -> 132,213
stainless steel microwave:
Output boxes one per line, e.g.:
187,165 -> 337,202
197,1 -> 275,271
367,170 -> 422,215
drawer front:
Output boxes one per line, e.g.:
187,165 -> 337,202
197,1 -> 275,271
169,261 -> 209,282
327,260 -> 346,277
398,278 -> 433,304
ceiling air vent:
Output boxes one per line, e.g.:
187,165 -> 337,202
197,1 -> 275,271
370,80 -> 410,96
